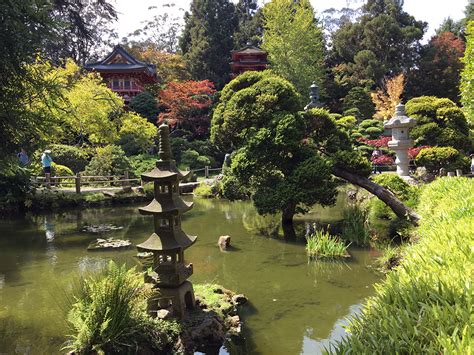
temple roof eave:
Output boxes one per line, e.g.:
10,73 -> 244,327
136,231 -> 197,251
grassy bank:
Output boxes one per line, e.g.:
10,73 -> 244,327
331,177 -> 473,353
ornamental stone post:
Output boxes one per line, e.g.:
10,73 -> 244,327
384,104 -> 416,177
304,82 -> 321,110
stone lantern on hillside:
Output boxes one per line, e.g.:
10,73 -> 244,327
137,123 -> 197,319
304,81 -> 322,110
384,104 -> 417,177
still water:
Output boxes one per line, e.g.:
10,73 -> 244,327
0,197 -> 381,354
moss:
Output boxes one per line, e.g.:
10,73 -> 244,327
194,284 -> 235,318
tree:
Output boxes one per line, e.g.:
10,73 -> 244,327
180,0 -> 238,87
44,0 -> 118,64
461,21 -> 474,126
262,0 -> 326,98
159,80 -> 216,138
407,32 -> 465,103
211,71 -> 373,234
128,92 -> 159,123
406,96 -> 471,152
126,4 -> 183,53
117,112 -> 158,156
233,0 -> 263,48
342,87 -> 375,121
330,0 -> 426,88
371,73 -> 405,120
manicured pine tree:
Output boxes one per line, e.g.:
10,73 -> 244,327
179,0 -> 238,88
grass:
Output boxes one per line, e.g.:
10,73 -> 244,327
330,177 -> 474,354
341,202 -> 371,246
64,261 -> 180,354
306,228 -> 349,259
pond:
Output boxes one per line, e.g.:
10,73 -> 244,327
0,196 -> 381,354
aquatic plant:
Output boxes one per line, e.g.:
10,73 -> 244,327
341,203 -> 371,246
306,228 -> 349,259
331,177 -> 474,353
64,261 -> 180,353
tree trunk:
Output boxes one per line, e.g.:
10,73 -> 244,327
332,166 -> 421,225
281,203 -> 297,239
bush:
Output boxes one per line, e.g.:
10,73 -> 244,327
342,86 -> 375,121
220,175 -> 249,200
50,144 -> 89,173
128,92 -> 159,122
332,177 -> 474,353
64,261 -> 181,353
117,112 -> 158,156
85,145 -> 132,177
181,149 -> 211,169
0,161 -> 32,207
51,163 -> 74,176
371,174 -> 415,201
415,146 -> 469,173
193,183 -> 214,198
129,154 -> 157,177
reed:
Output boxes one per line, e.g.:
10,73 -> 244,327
306,228 -> 349,259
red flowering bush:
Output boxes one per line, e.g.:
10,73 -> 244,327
371,155 -> 394,165
358,136 -> 391,148
408,145 -> 431,160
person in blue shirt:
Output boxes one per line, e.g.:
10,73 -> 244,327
17,148 -> 29,166
41,149 -> 53,178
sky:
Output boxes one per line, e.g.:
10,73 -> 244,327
112,0 -> 470,41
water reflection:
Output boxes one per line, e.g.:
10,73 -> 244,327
0,198 -> 380,354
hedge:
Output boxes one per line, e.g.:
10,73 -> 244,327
331,177 -> 474,353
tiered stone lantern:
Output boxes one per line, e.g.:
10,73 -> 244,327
304,81 -> 322,110
384,104 -> 417,177
137,123 -> 197,319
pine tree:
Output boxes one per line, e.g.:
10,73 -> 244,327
179,0 -> 238,88
262,0 -> 326,99
233,0 -> 263,49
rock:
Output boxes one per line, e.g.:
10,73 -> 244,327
82,224 -> 123,233
102,191 -> 115,197
218,235 -> 231,250
227,315 -> 242,336
189,316 -> 225,344
137,186 -> 145,194
87,238 -> 132,251
346,189 -> 358,201
157,309 -> 172,320
231,294 -> 248,306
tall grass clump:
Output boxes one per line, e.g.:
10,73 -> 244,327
306,228 -> 349,259
341,203 -> 371,246
331,177 -> 474,353
64,261 -> 180,353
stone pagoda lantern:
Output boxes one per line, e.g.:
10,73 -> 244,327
137,123 -> 197,319
304,81 -> 322,110
384,103 -> 417,177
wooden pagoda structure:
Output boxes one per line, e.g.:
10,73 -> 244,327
84,45 -> 157,103
136,123 -> 197,319
230,42 -> 268,78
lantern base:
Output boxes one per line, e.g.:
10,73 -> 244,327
147,280 -> 195,320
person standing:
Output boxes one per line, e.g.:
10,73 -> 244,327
371,148 -> 382,174
17,148 -> 29,166
41,149 -> 53,187
470,153 -> 474,175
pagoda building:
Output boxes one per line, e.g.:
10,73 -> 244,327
136,123 -> 197,319
230,42 -> 268,78
84,45 -> 157,103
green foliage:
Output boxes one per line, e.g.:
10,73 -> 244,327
406,96 -> 471,151
416,146 -> 469,173
180,0 -> 238,87
117,112 -> 158,156
129,154 -> 157,178
354,119 -> 384,139
170,138 -> 219,166
262,0 -> 325,98
64,261 -> 180,353
193,183 -> 215,198
332,178 -> 474,353
341,203 -> 371,246
306,228 -> 349,259
220,175 -> 249,200
181,149 -> 211,169
49,144 -> 88,173
0,161 -> 32,207
51,163 -> 74,176
193,284 -> 234,318
330,0 -> 426,88
128,92 -> 159,122
461,21 -> 474,125
342,87 -> 375,121
85,145 -> 132,177
234,0 -> 263,48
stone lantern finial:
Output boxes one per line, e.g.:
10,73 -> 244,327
158,123 -> 171,161
304,81 -> 321,110
384,103 -> 417,177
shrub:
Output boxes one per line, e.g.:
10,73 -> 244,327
220,175 -> 249,200
64,261 -> 180,353
332,177 -> 474,353
129,154 -> 157,177
193,183 -> 214,198
415,146 -> 469,173
117,112 -> 158,156
85,145 -> 132,177
51,163 -> 74,176
340,203 -> 371,246
342,86 -> 375,121
306,227 -> 349,259
49,144 -> 89,173
181,149 -> 211,169
0,161 -> 32,207
371,174 -> 415,201
128,92 -> 159,122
